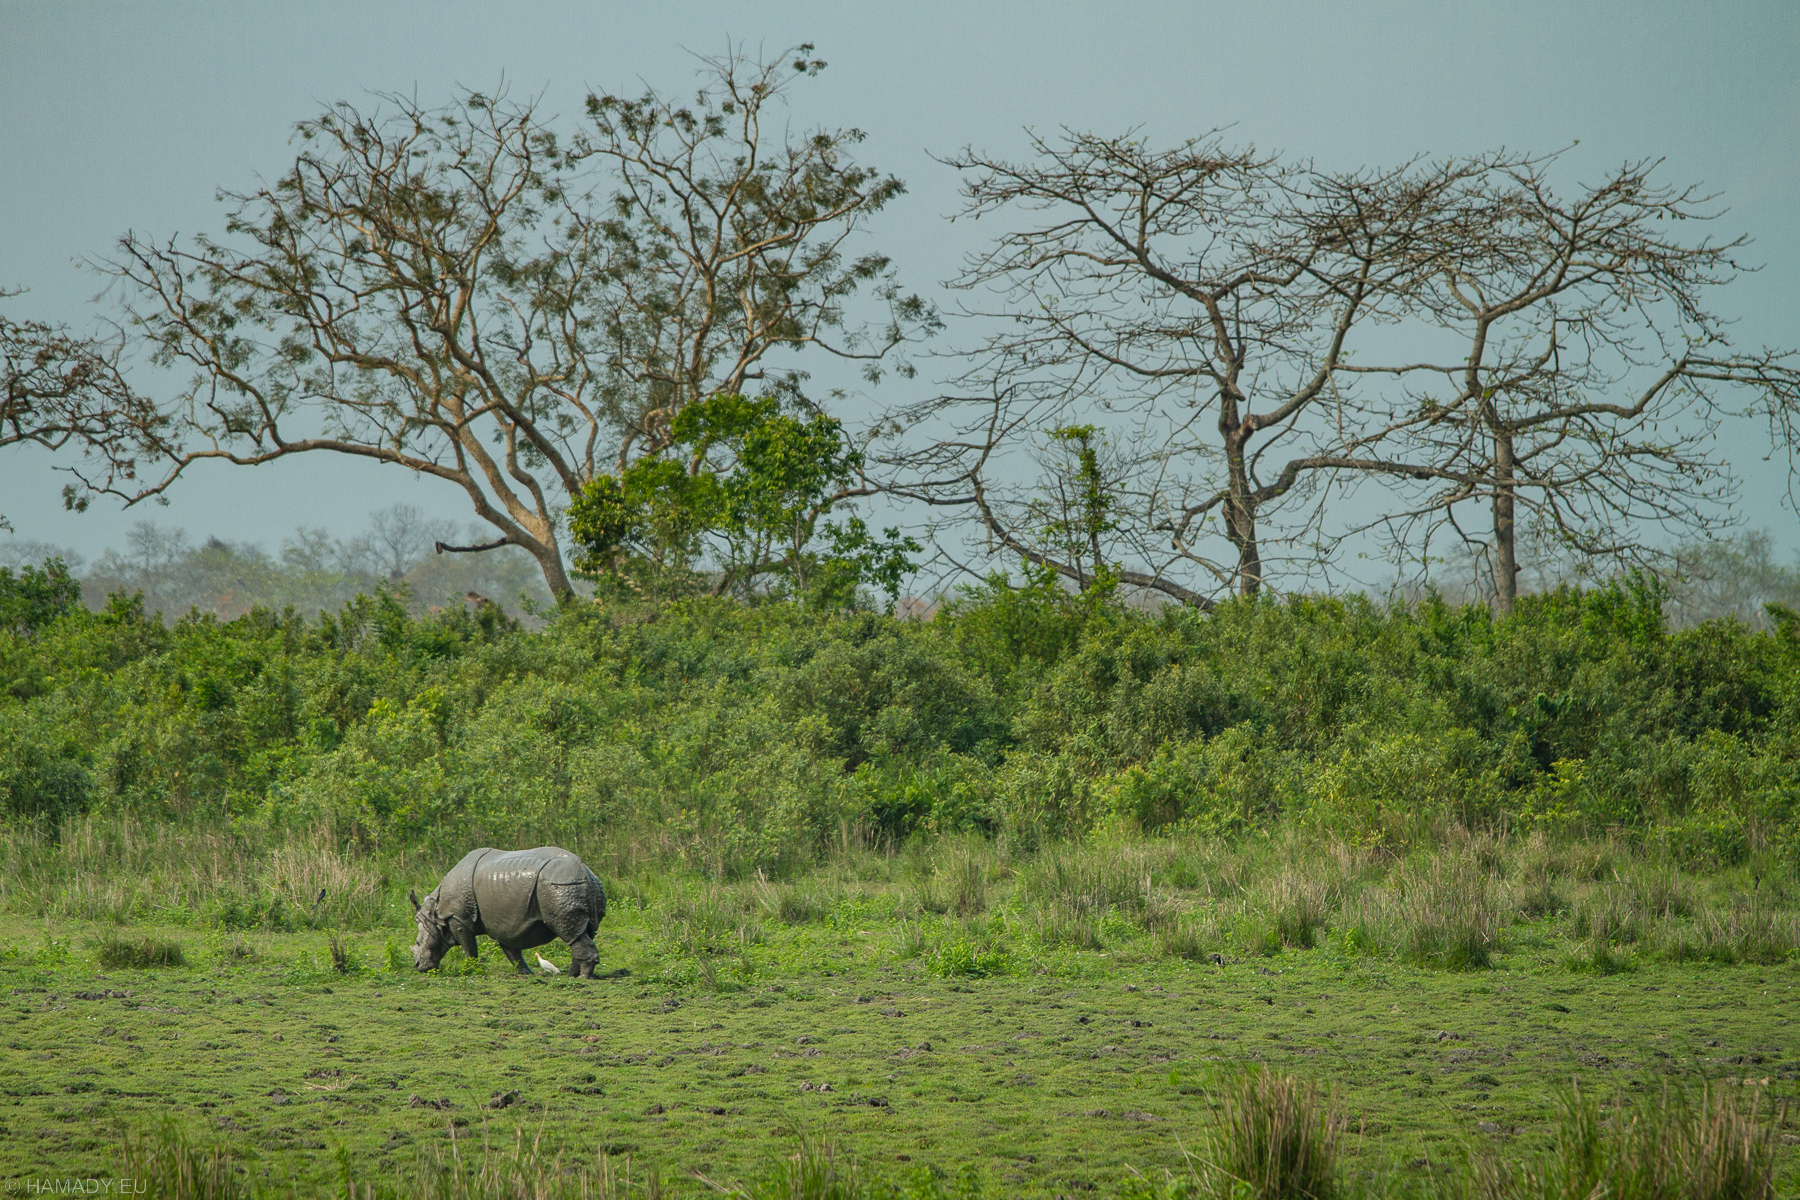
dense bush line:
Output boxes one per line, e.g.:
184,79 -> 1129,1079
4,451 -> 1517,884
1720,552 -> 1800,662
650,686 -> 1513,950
1,568 -> 1798,871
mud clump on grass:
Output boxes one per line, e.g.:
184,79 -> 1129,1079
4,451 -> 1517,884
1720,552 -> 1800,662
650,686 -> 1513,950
96,937 -> 186,969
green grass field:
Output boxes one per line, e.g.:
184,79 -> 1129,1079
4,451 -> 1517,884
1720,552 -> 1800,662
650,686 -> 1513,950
4,894 -> 1797,1197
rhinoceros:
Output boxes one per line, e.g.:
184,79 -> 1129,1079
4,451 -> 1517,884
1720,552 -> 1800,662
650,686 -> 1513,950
409,846 -> 606,978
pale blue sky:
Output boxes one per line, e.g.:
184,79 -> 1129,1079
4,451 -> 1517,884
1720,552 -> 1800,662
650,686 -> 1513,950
3,0 -> 1796,568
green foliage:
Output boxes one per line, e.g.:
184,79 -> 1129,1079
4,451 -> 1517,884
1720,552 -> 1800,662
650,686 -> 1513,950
928,936 -> 1009,978
569,394 -> 919,606
0,556 -> 80,637
1037,424 -> 1121,596
1,568 -> 1799,868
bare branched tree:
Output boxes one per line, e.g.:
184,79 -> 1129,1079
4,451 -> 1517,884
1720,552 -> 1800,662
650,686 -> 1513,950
98,46 -> 930,599
1312,155 -> 1800,611
895,137 -> 1799,612
574,49 -> 937,465
893,132 -> 1498,606
1,295 -> 174,532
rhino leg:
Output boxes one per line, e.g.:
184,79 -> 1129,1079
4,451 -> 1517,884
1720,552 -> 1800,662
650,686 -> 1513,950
568,934 -> 599,979
499,945 -> 531,976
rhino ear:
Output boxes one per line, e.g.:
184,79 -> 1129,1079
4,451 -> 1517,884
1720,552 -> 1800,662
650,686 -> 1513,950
408,888 -> 421,913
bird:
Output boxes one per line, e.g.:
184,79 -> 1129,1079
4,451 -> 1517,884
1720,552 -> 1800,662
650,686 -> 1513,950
314,888 -> 327,907
534,951 -> 561,975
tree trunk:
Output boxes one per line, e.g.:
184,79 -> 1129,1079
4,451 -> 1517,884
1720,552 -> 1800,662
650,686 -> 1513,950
1225,440 -> 1262,597
1492,428 -> 1518,615
530,543 -> 578,604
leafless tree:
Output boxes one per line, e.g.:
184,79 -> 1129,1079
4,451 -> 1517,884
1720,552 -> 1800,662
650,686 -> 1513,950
894,138 -> 1799,612
98,46 -> 931,599
1310,155 -> 1800,612
893,132 -> 1500,607
364,503 -> 458,582
1,295 -> 175,532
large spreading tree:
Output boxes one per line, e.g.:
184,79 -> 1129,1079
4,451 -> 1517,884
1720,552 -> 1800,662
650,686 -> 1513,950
98,47 -> 932,600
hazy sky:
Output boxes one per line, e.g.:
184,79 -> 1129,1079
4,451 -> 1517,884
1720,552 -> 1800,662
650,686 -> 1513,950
3,0 -> 1797,567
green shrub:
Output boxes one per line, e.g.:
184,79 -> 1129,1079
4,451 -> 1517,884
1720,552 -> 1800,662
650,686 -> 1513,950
2,571 -> 1799,864
929,937 -> 1010,978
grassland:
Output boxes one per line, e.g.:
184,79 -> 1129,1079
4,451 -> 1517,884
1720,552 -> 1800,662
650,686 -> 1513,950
2,831 -> 1797,1197
3,579 -> 1799,1194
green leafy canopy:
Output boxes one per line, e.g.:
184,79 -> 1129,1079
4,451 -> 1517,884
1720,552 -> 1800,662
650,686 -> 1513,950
568,393 -> 918,607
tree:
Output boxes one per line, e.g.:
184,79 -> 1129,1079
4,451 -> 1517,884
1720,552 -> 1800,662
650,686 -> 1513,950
102,46 -> 932,600
897,136 -> 1799,613
1,296 -> 174,532
567,392 -> 919,606
896,133 -> 1498,607
0,557 -> 81,637
1661,531 -> 1800,630
1306,155 -> 1800,612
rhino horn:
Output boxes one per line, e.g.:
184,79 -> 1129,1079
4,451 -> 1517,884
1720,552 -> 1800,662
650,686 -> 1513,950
408,888 -> 421,912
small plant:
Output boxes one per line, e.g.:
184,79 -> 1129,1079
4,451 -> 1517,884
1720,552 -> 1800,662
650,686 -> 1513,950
33,932 -> 72,967
97,937 -> 186,969
1203,1068 -> 1341,1200
384,936 -> 411,973
930,937 -> 1010,978
328,934 -> 352,974
1563,935 -> 1636,976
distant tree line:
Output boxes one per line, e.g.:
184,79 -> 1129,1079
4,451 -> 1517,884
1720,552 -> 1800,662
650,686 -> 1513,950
0,504 -> 555,623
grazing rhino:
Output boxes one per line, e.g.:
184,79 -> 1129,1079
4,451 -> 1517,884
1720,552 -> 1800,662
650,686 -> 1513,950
409,846 -> 606,978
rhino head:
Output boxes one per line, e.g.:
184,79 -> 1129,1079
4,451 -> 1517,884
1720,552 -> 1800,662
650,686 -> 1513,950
408,887 -> 452,972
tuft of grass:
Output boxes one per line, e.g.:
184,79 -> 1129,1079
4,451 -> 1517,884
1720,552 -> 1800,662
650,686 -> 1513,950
97,936 -> 186,969
713,1128 -> 884,1200
1568,887 -> 1648,947
1514,877 -> 1566,920
1204,1068 -> 1341,1200
1692,898 -> 1800,966
929,936 -> 1010,979
118,1124 -> 250,1200
1471,1082 -> 1779,1200
122,1120 -> 663,1200
665,882 -> 762,956
1563,935 -> 1636,976
1029,908 -> 1105,951
1395,856 -> 1502,970
1269,871 -> 1331,950
1156,909 -> 1224,961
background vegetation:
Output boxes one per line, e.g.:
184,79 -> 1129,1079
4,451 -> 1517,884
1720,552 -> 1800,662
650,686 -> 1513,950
4,539 -> 1799,864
